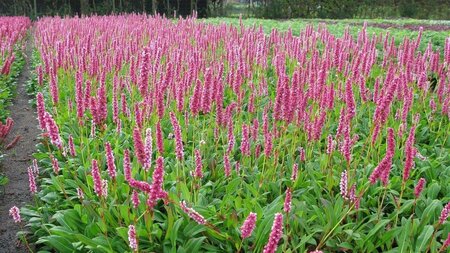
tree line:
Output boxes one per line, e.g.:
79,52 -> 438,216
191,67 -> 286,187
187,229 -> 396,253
1,0 -> 449,20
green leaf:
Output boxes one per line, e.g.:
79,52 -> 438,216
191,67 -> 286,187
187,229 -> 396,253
184,236 -> 206,252
397,219 -> 411,253
37,235 -> 75,253
415,225 -> 434,252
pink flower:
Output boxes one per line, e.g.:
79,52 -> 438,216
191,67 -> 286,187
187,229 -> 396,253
263,213 -> 283,253
240,124 -> 250,156
91,159 -> 103,198
291,164 -> 298,181
32,159 -> 39,174
138,47 -> 151,96
441,232 -> 450,252
131,190 -> 140,208
129,179 -> 152,193
299,147 -> 306,162
105,142 -> 117,180
369,128 -> 395,185
123,149 -> 132,182
133,127 -> 147,167
227,125 -> 235,154
170,112 -> 184,160
146,157 -> 167,210
439,202 -> 450,224
143,128 -> 153,171
414,178 -> 426,198
75,69 -> 84,121
345,80 -> 356,119
194,149 -> 203,179
264,132 -> 273,157
180,200 -> 206,225
284,188 -> 292,213
28,166 -> 37,194
101,179 -> 108,197
0,118 -> 13,139
156,121 -> 164,155
240,212 -> 257,239
190,79 -> 202,115
251,118 -> 259,140
36,92 -> 46,130
68,135 -> 76,156
310,251 -> 323,253
128,225 -> 138,251
9,206 -> 21,223
51,155 -> 60,174
403,124 -> 417,181
326,134 -> 335,154
77,188 -> 84,201
44,112 -> 63,149
49,71 -> 59,105
340,170 -> 348,200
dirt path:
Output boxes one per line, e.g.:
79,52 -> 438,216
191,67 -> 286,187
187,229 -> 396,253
0,34 -> 38,252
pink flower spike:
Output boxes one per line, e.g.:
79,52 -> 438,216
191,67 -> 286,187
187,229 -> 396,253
133,127 -> 147,167
9,206 -> 21,223
51,155 -> 60,174
123,149 -> 132,182
68,135 -> 76,156
194,149 -> 203,179
441,232 -> 450,252
439,202 -> 450,224
284,188 -> 292,214
240,212 -> 257,239
32,159 -> 39,175
263,213 -> 283,253
91,159 -> 103,198
326,134 -> 335,154
105,142 -> 117,180
128,225 -> 138,251
77,188 -> 84,201
340,170 -> 348,200
414,178 -> 426,198
156,121 -> 164,155
44,112 -> 63,150
180,200 -> 206,225
240,124 -> 250,156
131,190 -> 140,208
146,157 -> 167,210
144,128 -> 153,171
170,112 -> 184,160
36,92 -> 46,130
291,163 -> 298,181
28,166 -> 37,194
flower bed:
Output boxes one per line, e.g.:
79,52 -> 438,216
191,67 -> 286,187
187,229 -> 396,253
12,15 -> 450,252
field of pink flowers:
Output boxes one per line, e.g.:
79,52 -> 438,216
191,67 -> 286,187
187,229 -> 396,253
0,16 -> 30,118
7,14 -> 450,252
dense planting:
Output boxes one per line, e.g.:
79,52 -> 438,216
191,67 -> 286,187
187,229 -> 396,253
10,15 -> 450,252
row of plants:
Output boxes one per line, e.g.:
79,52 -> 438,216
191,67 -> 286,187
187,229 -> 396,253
9,14 -> 450,252
0,17 -> 31,188
205,18 -> 450,52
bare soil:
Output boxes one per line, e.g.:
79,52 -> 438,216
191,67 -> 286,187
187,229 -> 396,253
0,36 -> 39,252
